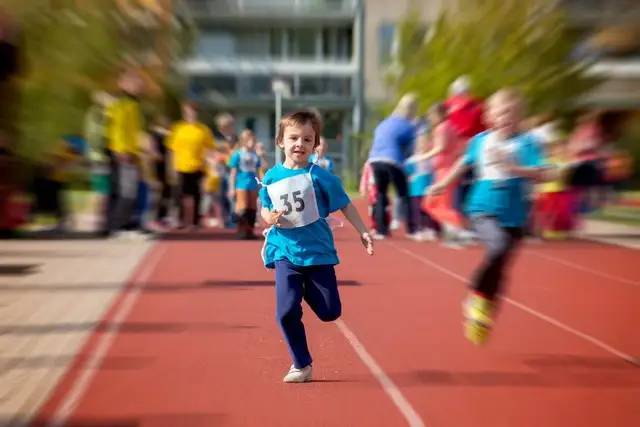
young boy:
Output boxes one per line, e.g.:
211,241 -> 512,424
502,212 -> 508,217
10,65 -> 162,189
405,129 -> 438,241
428,89 -> 548,345
228,129 -> 262,239
260,110 -> 374,383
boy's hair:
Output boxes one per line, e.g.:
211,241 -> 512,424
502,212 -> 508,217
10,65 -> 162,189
182,100 -> 199,112
488,88 -> 525,111
215,112 -> 234,129
239,129 -> 255,146
276,110 -> 322,149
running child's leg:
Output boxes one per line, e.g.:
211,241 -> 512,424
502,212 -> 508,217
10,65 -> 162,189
465,216 -> 522,344
303,265 -> 341,322
471,216 -> 521,300
275,260 -> 313,369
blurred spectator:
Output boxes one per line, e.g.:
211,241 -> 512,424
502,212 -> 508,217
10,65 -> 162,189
105,68 -> 145,237
367,93 -> 418,238
84,91 -> 114,233
166,101 -> 216,229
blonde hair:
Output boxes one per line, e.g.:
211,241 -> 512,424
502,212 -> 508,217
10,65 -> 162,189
276,110 -> 322,149
488,88 -> 525,111
392,93 -> 419,120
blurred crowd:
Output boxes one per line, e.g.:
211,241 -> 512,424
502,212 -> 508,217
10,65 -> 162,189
361,76 -> 634,245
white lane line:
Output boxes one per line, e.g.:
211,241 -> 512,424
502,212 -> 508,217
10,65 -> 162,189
335,319 -> 426,427
386,241 -> 638,366
529,251 -> 640,288
48,245 -> 165,427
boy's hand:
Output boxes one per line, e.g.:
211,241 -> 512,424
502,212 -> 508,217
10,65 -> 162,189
266,210 -> 285,227
427,182 -> 445,197
361,232 -> 374,256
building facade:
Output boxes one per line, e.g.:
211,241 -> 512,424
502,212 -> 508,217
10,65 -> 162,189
181,0 -> 365,174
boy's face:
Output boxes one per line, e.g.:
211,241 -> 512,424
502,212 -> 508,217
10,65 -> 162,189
488,96 -> 521,135
183,105 -> 197,122
244,136 -> 257,151
279,122 -> 316,165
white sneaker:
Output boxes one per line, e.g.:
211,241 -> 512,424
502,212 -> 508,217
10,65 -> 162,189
371,232 -> 387,241
390,219 -> 401,231
283,364 -> 312,383
407,233 -> 423,242
420,229 -> 437,242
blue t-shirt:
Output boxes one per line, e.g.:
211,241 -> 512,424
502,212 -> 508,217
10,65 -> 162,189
259,163 -> 351,269
368,116 -> 416,166
228,149 -> 261,191
404,155 -> 433,197
309,153 -> 335,174
463,131 -> 544,227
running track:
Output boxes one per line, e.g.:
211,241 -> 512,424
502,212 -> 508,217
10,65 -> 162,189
32,219 -> 640,426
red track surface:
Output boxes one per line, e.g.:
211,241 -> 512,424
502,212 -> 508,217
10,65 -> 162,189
32,222 -> 640,426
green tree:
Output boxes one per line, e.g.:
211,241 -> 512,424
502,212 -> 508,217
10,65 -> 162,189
387,0 -> 599,114
6,0 -> 194,160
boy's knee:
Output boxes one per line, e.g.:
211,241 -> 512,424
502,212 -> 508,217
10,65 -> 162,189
317,305 -> 341,322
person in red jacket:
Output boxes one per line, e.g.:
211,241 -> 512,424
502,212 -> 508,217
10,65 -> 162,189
445,76 -> 486,216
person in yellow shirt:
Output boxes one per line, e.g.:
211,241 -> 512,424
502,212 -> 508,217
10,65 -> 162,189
105,69 -> 145,236
166,101 -> 216,229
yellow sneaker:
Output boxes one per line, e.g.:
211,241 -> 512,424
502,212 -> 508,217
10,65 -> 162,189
542,230 -> 567,240
463,293 -> 494,345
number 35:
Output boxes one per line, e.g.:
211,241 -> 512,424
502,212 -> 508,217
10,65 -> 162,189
279,191 -> 305,215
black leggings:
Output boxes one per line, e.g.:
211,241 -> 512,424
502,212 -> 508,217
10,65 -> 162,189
471,216 -> 523,300
370,162 -> 409,235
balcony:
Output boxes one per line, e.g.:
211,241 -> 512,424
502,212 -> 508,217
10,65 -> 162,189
561,0 -> 640,25
185,0 -> 358,23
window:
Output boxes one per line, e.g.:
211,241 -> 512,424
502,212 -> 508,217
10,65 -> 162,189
298,77 -> 351,96
236,31 -> 270,57
289,28 -> 317,58
197,31 -> 234,58
270,29 -> 283,57
378,23 -> 396,65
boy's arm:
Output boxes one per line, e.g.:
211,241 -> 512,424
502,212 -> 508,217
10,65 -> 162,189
428,157 -> 470,195
340,203 -> 374,255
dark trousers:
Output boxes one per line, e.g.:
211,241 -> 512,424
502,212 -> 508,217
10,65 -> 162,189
471,216 -> 523,300
275,260 -> 342,369
370,162 -> 409,235
178,171 -> 203,226
106,153 -> 139,233
155,162 -> 172,221
408,196 -> 441,234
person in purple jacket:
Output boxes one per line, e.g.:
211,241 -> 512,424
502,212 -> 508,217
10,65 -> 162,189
367,93 -> 418,239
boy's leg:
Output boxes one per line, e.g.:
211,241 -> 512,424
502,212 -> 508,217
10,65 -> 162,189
244,190 -> 258,238
371,163 -> 391,235
192,172 -> 203,227
275,260 -> 312,369
235,189 -> 248,237
471,216 -> 522,300
408,196 -> 421,235
303,265 -> 341,322
465,216 -> 522,344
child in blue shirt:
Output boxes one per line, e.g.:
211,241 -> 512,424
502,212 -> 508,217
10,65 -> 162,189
404,127 -> 439,241
228,129 -> 262,239
260,110 -> 374,383
429,89 -> 548,345
309,137 -> 335,173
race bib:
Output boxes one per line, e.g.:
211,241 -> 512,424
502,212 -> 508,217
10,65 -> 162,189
479,132 -> 518,180
239,152 -> 258,173
266,171 -> 321,228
